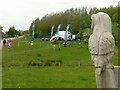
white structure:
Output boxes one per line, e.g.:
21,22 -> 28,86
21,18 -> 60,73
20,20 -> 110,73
50,31 -> 75,42
89,12 -> 117,88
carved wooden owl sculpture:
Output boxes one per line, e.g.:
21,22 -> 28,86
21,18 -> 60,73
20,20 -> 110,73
89,12 -> 115,74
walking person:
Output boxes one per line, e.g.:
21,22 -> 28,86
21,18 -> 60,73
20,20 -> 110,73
8,39 -> 12,48
3,38 -> 6,47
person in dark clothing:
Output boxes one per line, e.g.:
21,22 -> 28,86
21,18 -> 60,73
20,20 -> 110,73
3,39 -> 6,47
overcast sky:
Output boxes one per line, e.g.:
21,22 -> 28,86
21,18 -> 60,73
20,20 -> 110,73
0,0 -> 119,31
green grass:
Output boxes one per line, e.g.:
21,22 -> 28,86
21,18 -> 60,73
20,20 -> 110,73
3,66 -> 96,88
2,37 -> 118,88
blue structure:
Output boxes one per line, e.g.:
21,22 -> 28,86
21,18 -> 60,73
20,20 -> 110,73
51,25 -> 54,37
64,24 -> 70,44
32,22 -> 35,41
57,24 -> 61,35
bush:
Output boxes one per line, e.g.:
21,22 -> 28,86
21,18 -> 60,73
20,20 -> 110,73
28,60 -> 63,66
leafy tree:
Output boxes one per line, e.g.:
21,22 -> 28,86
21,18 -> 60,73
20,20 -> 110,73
0,25 -> 3,38
0,25 -> 3,31
28,6 -> 119,45
18,30 -> 23,36
7,26 -> 17,37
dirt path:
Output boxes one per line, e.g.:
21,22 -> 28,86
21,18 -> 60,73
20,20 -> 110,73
7,36 -> 24,40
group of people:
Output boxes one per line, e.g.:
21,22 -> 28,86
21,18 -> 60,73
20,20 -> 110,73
3,38 -> 12,48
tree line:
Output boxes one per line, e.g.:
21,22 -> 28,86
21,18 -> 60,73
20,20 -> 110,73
1,26 -> 24,38
29,6 -> 119,45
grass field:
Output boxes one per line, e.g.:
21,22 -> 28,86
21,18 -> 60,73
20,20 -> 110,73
2,37 -> 118,88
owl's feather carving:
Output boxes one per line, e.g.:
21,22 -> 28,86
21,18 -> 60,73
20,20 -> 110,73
89,32 -> 115,55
